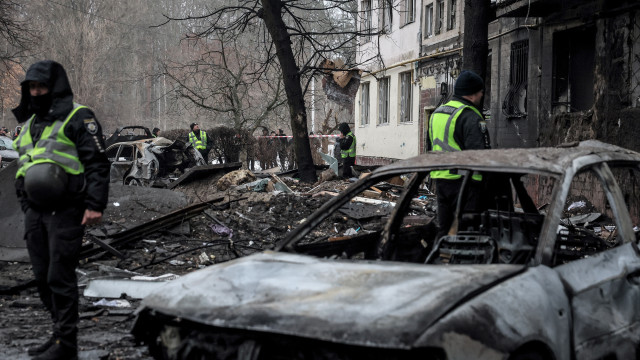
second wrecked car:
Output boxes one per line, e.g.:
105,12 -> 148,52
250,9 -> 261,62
106,137 -> 206,187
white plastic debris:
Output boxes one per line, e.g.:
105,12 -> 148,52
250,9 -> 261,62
343,228 -> 358,236
113,202 -> 120,207
169,260 -> 185,266
92,298 -> 131,308
567,201 -> 586,211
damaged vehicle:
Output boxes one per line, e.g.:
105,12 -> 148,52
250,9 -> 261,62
132,140 -> 640,360
0,135 -> 18,168
107,137 -> 205,186
105,125 -> 154,147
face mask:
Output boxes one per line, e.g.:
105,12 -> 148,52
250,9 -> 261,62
30,93 -> 53,117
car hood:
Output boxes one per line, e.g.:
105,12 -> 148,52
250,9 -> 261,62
140,251 -> 523,348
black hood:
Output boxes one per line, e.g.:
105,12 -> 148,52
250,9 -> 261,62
12,60 -> 74,123
338,123 -> 350,135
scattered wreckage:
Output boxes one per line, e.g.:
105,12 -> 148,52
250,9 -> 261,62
131,140 -> 640,360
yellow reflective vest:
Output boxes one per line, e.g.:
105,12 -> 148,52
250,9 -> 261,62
429,100 -> 483,181
14,104 -> 86,179
340,132 -> 356,158
188,130 -> 207,150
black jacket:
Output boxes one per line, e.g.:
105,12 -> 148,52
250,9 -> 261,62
12,60 -> 110,212
450,95 -> 490,150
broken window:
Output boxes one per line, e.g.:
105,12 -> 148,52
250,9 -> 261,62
435,0 -> 444,34
360,82 -> 370,126
399,71 -> 413,123
447,0 -> 456,30
552,26 -> 596,112
401,0 -> 415,26
424,3 -> 433,38
502,40 -> 528,118
379,0 -> 392,33
378,77 -> 390,125
360,0 -> 372,42
552,167 -> 623,267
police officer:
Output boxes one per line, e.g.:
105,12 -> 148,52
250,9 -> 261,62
337,122 -> 356,179
188,122 -> 209,161
429,70 -> 490,238
12,60 -> 109,360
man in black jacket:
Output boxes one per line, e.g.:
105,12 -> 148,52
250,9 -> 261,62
428,70 -> 490,238
12,60 -> 109,360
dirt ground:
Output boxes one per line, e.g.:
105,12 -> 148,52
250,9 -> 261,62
0,174 -> 349,359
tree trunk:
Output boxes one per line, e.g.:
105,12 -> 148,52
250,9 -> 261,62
261,0 -> 317,182
462,0 -> 490,80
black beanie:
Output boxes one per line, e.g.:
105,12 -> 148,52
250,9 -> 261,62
454,70 -> 484,96
190,122 -> 197,130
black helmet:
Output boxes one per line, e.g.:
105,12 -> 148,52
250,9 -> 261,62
24,163 -> 68,208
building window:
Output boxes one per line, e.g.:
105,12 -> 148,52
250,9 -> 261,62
552,26 -> 596,112
502,40 -> 528,118
401,0 -> 415,26
360,83 -> 370,125
360,0 -> 372,42
436,0 -> 444,34
399,72 -> 413,123
379,0 -> 392,33
378,77 -> 390,125
424,4 -> 433,38
448,0 -> 456,30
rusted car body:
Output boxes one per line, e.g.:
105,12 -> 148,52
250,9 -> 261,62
131,141 -> 640,359
104,125 -> 154,147
107,137 -> 205,186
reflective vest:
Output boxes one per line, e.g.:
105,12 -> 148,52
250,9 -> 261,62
188,130 -> 207,150
429,100 -> 483,181
340,132 -> 356,158
14,104 -> 86,179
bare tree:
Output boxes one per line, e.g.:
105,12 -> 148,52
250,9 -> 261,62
160,0 -> 378,182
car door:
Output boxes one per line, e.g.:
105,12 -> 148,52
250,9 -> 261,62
553,163 -> 640,359
109,144 -> 135,183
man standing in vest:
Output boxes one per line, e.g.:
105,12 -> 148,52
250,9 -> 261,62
12,60 -> 109,360
188,122 -> 209,162
429,70 -> 490,239
337,122 -> 356,179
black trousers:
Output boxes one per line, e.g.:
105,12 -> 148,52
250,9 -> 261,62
434,178 -> 481,239
342,156 -> 355,178
24,206 -> 84,346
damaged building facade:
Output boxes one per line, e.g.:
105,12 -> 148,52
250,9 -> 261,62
355,0 -> 640,161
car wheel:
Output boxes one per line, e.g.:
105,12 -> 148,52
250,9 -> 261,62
125,177 -> 141,186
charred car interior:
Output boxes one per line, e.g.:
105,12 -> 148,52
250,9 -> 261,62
107,137 -> 205,187
132,141 -> 640,360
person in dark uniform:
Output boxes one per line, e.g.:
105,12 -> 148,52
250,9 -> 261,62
337,122 -> 356,179
12,60 -> 109,360
428,70 -> 490,239
152,127 -> 160,137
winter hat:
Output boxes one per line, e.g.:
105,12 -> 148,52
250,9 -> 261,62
454,70 -> 484,96
190,122 -> 198,130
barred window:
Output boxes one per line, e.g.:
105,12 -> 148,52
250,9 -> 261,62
502,40 -> 528,118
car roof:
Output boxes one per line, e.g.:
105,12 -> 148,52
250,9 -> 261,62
374,140 -> 640,176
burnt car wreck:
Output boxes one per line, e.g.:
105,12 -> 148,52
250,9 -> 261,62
131,141 -> 640,360
107,137 -> 206,187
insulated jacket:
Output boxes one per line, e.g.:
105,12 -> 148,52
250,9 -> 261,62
189,130 -> 208,150
12,60 -> 109,212
429,97 -> 487,180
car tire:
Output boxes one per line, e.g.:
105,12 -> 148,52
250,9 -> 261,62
125,178 -> 141,186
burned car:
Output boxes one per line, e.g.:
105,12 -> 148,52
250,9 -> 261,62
132,140 -> 640,360
0,135 -> 18,168
105,125 -> 154,147
106,137 -> 205,186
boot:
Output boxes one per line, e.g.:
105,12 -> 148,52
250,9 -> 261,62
31,338 -> 77,360
27,336 -> 56,356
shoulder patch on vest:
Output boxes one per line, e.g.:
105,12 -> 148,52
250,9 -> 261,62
84,118 -> 98,135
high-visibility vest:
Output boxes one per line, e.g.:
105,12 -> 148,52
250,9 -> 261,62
340,132 -> 356,158
429,100 -> 483,181
188,130 -> 207,150
14,104 -> 86,179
